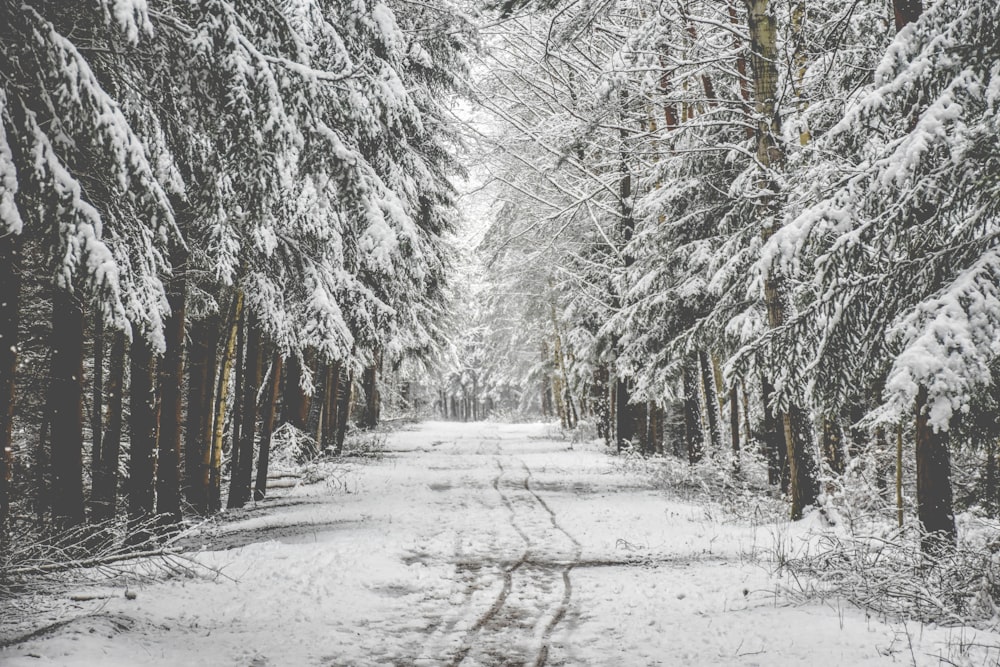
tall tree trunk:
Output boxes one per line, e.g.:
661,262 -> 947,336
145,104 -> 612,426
205,292 -> 242,512
325,364 -> 340,450
255,352 -> 283,501
699,351 -> 723,455
748,0 -> 818,519
228,313 -> 261,509
681,357 -> 703,464
335,369 -> 353,453
92,331 -> 125,523
184,318 -> 218,510
229,305 -> 246,479
90,312 -> 103,517
893,0 -> 922,31
822,417 -> 845,475
761,378 -> 787,490
730,384 -> 741,473
0,233 -> 18,536
281,353 -> 310,430
128,335 -> 158,542
359,360 -> 379,430
915,386 -> 955,553
156,248 -> 187,525
616,378 -> 636,452
49,287 -> 85,528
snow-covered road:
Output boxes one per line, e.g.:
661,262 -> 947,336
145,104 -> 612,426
2,422 -> 987,665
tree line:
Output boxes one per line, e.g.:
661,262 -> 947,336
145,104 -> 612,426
0,0 -> 472,544
466,0 -> 998,552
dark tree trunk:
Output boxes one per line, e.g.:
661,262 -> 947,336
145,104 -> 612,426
593,366 -> 612,447
893,0 -> 922,31
92,331 -> 125,522
184,318 -> 218,510
915,386 -> 956,553
156,249 -> 187,525
0,233 -> 19,535
730,384 -> 741,473
207,293 -> 243,512
281,353 -> 310,430
699,351 -> 723,455
761,378 -> 787,490
255,352 -> 283,501
616,378 -> 635,452
681,357 -> 703,464
358,360 -> 379,430
90,312 -> 103,516
228,314 -> 261,509
335,370 -> 353,453
128,336 -> 158,542
49,287 -> 85,528
784,405 -> 819,519
229,305 -> 246,478
822,417 -> 845,475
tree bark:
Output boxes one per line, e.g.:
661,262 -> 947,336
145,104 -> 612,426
229,305 -> 246,479
92,330 -> 125,523
681,357 -> 703,464
128,335 -> 158,541
699,351 -> 723,455
228,312 -> 261,509
822,417 -> 845,475
255,352 -> 283,501
730,384 -> 741,473
49,286 -> 86,528
91,312 -> 103,516
280,352 -> 311,430
0,232 -> 19,535
893,0 -> 922,32
748,0 -> 818,519
184,317 -> 218,510
359,360 -> 379,430
915,386 -> 955,553
156,248 -> 186,525
205,292 -> 242,512
335,369 -> 353,453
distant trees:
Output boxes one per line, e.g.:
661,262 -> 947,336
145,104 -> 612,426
0,0 -> 470,542
470,0 -> 999,550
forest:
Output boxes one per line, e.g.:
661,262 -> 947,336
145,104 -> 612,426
2,0 -> 1000,625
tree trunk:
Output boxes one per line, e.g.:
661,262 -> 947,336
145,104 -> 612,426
616,378 -> 636,452
359,361 -> 379,430
90,312 -> 103,517
761,378 -> 786,489
893,0 -> 922,31
699,351 -> 722,455
681,357 -> 703,464
747,0 -> 819,520
92,331 -> 125,523
0,233 -> 19,535
335,369 -> 353,453
128,335 -> 158,542
822,417 -> 845,475
915,386 -> 955,553
49,287 -> 86,528
229,305 -> 246,479
156,248 -> 186,525
205,292 -> 242,512
784,405 -> 819,520
730,384 -> 741,473
228,313 -> 261,509
281,352 -> 311,430
255,352 -> 283,501
184,318 -> 218,510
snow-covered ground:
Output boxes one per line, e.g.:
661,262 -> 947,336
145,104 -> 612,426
2,422 -> 997,666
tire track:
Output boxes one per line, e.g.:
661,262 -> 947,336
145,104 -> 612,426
520,460 -> 582,667
447,460 -> 531,667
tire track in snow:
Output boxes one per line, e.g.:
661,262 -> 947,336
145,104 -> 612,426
447,459 -> 531,667
520,459 -> 582,667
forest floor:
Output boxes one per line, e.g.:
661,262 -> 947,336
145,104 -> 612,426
2,421 -> 999,666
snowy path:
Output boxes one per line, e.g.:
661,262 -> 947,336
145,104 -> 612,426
1,422 -> 988,666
